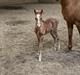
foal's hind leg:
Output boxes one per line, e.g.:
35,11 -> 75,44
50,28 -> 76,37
50,30 -> 60,51
76,24 -> 80,35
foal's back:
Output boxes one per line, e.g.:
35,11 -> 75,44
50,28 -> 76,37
43,18 -> 58,31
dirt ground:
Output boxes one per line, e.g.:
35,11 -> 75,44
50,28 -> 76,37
0,4 -> 80,75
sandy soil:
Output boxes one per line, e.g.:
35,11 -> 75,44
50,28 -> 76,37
0,4 -> 80,75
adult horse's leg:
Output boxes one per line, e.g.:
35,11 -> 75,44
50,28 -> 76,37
67,22 -> 73,51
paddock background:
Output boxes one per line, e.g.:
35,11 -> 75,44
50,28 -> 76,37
0,0 -> 80,75
0,0 -> 60,5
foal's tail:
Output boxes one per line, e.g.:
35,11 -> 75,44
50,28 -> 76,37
50,18 -> 59,33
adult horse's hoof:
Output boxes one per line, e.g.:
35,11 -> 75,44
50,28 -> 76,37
62,47 -> 72,53
65,49 -> 72,53
64,45 -> 72,52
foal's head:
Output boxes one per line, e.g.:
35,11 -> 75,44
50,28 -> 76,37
34,9 -> 43,27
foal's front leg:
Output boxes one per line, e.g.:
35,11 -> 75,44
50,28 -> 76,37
37,34 -> 44,61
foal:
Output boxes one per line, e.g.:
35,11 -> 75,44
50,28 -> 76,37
34,9 -> 60,61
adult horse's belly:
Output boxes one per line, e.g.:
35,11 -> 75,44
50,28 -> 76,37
62,1 -> 80,23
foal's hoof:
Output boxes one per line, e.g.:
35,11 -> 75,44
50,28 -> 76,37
53,47 -> 57,51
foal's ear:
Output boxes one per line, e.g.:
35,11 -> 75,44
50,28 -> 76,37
34,9 -> 36,14
40,9 -> 43,14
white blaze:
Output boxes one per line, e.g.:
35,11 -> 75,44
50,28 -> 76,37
36,14 -> 41,27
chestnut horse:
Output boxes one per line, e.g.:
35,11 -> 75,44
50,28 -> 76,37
34,9 -> 60,61
61,0 -> 80,51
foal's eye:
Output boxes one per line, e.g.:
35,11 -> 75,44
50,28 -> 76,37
35,18 -> 37,20
40,18 -> 42,20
